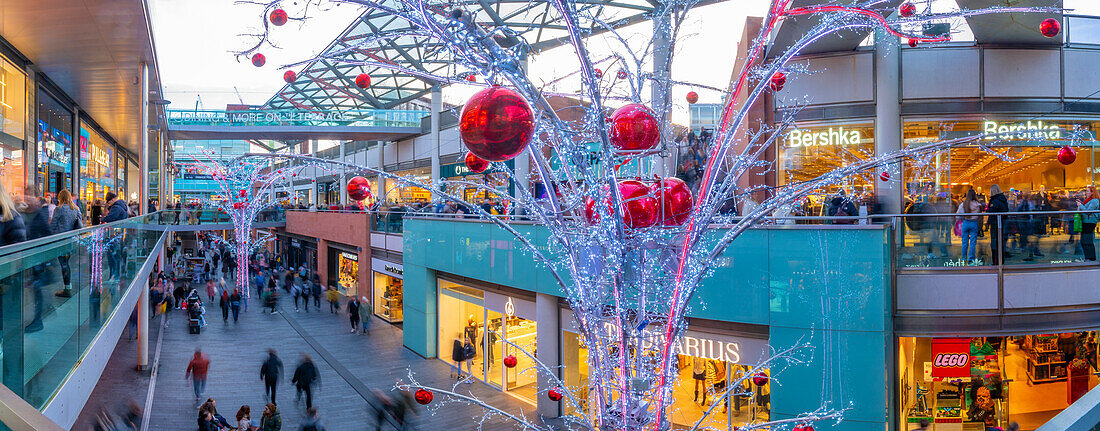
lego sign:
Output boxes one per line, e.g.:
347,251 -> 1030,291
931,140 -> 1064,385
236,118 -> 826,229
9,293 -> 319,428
931,338 -> 971,378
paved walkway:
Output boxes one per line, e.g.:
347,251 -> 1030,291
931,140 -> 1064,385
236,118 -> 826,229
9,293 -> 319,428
76,288 -> 547,430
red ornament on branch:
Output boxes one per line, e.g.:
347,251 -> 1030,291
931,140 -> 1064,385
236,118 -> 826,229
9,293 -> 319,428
899,2 -> 916,17
593,68 -> 603,79
414,388 -> 433,405
355,73 -> 371,89
880,171 -> 891,182
609,104 -> 660,151
616,69 -> 628,79
466,75 -> 477,82
347,176 -> 372,201
793,424 -> 815,431
686,91 -> 699,104
656,177 -> 693,226
460,86 -> 535,162
251,53 -> 266,67
283,70 -> 297,83
769,72 -> 786,91
908,39 -> 918,48
238,189 -> 247,198
1040,18 -> 1061,38
547,388 -> 563,402
269,8 -> 288,26
1058,145 -> 1077,165
585,180 -> 659,228
464,152 -> 490,173
752,372 -> 769,386
503,355 -> 517,368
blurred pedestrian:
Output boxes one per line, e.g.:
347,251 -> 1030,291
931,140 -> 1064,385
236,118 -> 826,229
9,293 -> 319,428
186,349 -> 210,404
260,403 -> 281,431
348,297 -> 361,333
291,354 -> 320,410
261,349 -> 283,404
297,407 -> 326,431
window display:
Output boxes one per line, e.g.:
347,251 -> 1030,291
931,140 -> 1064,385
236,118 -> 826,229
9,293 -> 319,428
80,123 -> 115,212
372,272 -> 403,323
336,251 -> 358,296
36,90 -> 72,196
778,122 -> 877,216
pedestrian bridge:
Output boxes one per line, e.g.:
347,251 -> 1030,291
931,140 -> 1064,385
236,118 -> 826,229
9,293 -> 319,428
166,108 -> 426,141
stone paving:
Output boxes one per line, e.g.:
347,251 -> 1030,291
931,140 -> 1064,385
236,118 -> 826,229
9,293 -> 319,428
75,286 -> 550,430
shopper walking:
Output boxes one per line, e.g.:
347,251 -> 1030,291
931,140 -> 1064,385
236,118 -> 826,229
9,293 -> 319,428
50,190 -> 82,297
1078,185 -> 1099,261
260,403 -> 281,431
326,286 -> 340,313
185,349 -> 211,404
311,280 -> 322,311
957,189 -> 983,264
261,349 -> 283,404
291,354 -> 320,410
0,182 -> 26,247
291,282 -> 302,312
359,296 -> 371,334
206,278 -> 216,302
230,288 -> 243,323
219,289 -> 230,323
297,407 -> 326,431
348,297 -> 361,333
986,185 -> 1010,265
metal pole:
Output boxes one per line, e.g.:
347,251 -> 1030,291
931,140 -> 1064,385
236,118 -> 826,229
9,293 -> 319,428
430,84 -> 442,200
137,63 -> 150,369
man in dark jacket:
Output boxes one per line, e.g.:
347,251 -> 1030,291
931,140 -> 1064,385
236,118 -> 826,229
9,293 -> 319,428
103,192 -> 130,223
986,184 -> 1010,265
260,349 -> 283,404
291,354 -> 320,410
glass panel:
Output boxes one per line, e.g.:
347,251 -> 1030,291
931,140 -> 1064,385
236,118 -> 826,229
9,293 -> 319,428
79,123 -> 115,218
504,314 -> 537,403
372,272 -> 403,323
0,57 -> 26,199
562,330 -> 589,417
485,309 -> 502,389
437,284 -> 484,382
36,91 -> 72,198
778,122 -> 877,217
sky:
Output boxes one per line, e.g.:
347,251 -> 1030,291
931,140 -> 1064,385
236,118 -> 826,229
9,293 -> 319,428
149,0 -> 1100,126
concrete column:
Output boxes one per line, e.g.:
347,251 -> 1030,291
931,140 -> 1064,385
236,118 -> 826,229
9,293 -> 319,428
137,282 -> 149,370
652,11 -> 674,177
430,85 -> 442,198
339,141 -> 348,206
376,142 -> 386,202
139,63 -> 149,214
71,105 -> 81,196
535,292 -> 561,418
873,28 -> 903,215
317,239 -> 328,288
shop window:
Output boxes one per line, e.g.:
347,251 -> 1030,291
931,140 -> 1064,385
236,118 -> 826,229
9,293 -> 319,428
0,57 -> 25,198
778,122 -> 876,216
80,123 -> 115,212
373,272 -> 403,323
37,90 -> 72,197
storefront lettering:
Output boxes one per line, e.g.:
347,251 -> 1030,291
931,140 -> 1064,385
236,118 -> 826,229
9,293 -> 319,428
384,265 -> 403,275
786,127 -> 861,148
677,336 -> 742,364
933,353 -> 970,368
340,251 -> 358,261
90,145 -> 109,166
983,120 -> 1062,141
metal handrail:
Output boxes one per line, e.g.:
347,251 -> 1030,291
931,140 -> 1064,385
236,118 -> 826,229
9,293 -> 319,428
0,211 -> 165,258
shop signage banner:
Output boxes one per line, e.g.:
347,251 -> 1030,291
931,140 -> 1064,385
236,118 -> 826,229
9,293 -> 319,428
440,159 -> 514,178
931,338 -> 971,378
371,258 -> 403,278
484,291 -> 536,320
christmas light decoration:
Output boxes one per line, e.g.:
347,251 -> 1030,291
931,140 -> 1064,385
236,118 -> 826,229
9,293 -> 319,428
269,8 -> 288,26
459,86 -> 534,162
283,70 -> 297,83
355,73 -> 371,88
685,91 -> 698,104
608,104 -> 660,151
251,53 -> 266,67
1058,145 -> 1077,165
1041,18 -> 1061,38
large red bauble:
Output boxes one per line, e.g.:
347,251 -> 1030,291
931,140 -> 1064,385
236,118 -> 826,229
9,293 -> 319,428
1040,18 -> 1061,38
1058,145 -> 1077,165
616,70 -> 628,79
414,388 -> 433,405
460,86 -> 535,162
283,70 -> 297,83
908,39 -> 918,48
594,68 -> 603,79
547,388 -> 563,402
769,72 -> 786,91
355,73 -> 371,89
608,104 -> 660,152
880,171 -> 891,182
347,176 -> 372,201
269,8 -> 288,26
898,2 -> 916,17
585,180 -> 658,228
251,53 -> 266,67
793,425 -> 815,431
503,355 -> 517,368
752,372 -> 769,386
686,91 -> 699,104
464,152 -> 490,173
656,177 -> 694,226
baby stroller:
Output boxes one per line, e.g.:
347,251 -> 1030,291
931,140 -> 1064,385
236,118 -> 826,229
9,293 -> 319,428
186,295 -> 205,334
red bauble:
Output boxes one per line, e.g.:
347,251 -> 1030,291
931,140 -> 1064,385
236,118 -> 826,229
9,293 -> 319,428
769,72 -> 786,91
347,176 -> 372,201
283,70 -> 297,83
355,73 -> 371,89
1058,145 -> 1077,165
238,189 -> 247,198
414,388 -> 433,405
880,171 -> 891,182
1040,18 -> 1061,38
616,70 -> 628,79
908,38 -> 918,48
899,2 -> 916,17
233,202 -> 244,210
466,75 -> 477,82
656,177 -> 693,226
251,53 -> 266,67
594,68 -> 603,79
752,372 -> 769,386
686,91 -> 699,104
269,8 -> 288,26
547,388 -> 563,402
464,152 -> 490,173
608,104 -> 660,152
793,425 -> 815,431
585,180 -> 659,228
503,355 -> 517,368
460,86 -> 535,162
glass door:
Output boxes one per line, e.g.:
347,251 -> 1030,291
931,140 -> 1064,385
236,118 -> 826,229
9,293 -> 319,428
485,309 -> 503,389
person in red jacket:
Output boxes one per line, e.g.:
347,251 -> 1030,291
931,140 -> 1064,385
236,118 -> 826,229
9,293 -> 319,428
186,348 -> 211,404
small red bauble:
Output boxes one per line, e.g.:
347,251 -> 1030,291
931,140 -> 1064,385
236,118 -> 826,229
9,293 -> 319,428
656,177 -> 693,226
547,388 -> 563,402
793,425 -> 815,431
769,72 -> 786,92
251,53 -> 266,67
466,75 -> 477,82
686,91 -> 699,104
616,70 -> 628,79
503,355 -> 517,368
355,73 -> 371,89
752,372 -> 769,386
460,86 -> 535,162
269,8 -> 288,26
880,171 -> 891,182
238,189 -> 247,197
233,202 -> 244,209
899,2 -> 916,17
1040,18 -> 1061,38
1058,145 -> 1077,165
414,388 -> 433,405
347,176 -> 372,201
908,38 -> 918,48
464,152 -> 490,173
608,104 -> 660,152
594,68 -> 603,79
283,70 -> 297,83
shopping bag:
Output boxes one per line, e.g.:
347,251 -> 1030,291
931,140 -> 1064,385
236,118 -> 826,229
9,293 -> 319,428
953,219 -> 962,237
1075,214 -> 1083,233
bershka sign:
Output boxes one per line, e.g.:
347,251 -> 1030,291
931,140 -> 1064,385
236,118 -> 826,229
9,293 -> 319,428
931,338 -> 971,378
786,127 -> 862,148
983,120 -> 1063,141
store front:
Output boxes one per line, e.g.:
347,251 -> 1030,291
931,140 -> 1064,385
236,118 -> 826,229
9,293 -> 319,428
80,123 -> 115,211
441,160 -> 514,201
371,258 -> 403,323
277,234 -> 317,275
326,243 -> 359,296
898,332 -> 1100,431
437,279 -> 539,405
561,312 -> 772,429
36,89 -> 72,196
0,54 -> 26,197
385,167 -> 431,203
779,122 -> 877,216
317,180 -> 338,206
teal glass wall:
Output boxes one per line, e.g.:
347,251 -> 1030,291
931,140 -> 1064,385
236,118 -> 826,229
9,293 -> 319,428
403,217 -> 892,430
